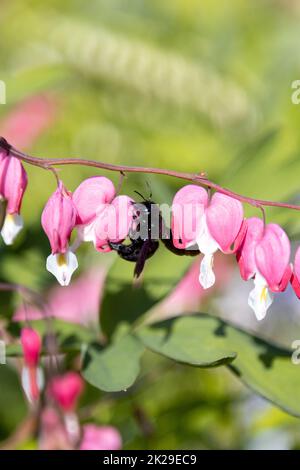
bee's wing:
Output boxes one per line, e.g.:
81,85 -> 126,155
134,240 -> 152,278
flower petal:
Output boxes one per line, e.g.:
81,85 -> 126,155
199,253 -> 216,289
1,213 -> 23,245
291,246 -> 300,298
236,217 -> 264,281
171,185 -> 208,249
248,273 -> 273,321
205,192 -> 244,253
46,250 -> 78,286
21,366 -> 44,404
255,223 -> 291,292
195,214 -> 219,254
73,177 -> 115,226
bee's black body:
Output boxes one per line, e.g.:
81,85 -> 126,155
109,199 -> 199,278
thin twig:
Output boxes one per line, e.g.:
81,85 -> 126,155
1,137 -> 299,212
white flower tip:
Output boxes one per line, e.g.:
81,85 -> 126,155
21,366 -> 44,404
77,221 -> 96,244
64,412 -> 80,443
248,276 -> 273,321
46,250 -> 78,286
199,254 -> 216,289
1,213 -> 23,245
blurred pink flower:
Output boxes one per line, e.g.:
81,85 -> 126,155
0,94 -> 56,149
156,253 -> 234,316
21,327 -> 41,367
20,327 -> 44,404
48,372 -> 84,413
14,266 -> 107,327
39,407 -> 71,450
80,424 -> 122,451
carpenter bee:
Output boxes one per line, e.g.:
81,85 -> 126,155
109,192 -> 200,278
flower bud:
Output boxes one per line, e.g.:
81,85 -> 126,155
20,327 -> 43,404
48,372 -> 84,412
0,152 -> 28,245
21,327 -> 41,367
41,181 -> 78,286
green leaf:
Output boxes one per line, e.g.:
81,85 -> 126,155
137,314 -> 237,367
82,334 -> 144,392
100,247 -> 194,339
0,366 -> 27,440
137,314 -> 300,417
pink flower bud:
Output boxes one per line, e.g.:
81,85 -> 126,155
80,425 -> 122,451
49,372 -> 84,412
20,327 -> 44,403
42,181 -> 77,254
73,176 -> 116,226
21,327 -> 41,367
0,153 -> 28,245
41,181 -> 78,286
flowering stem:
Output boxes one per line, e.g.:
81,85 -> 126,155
1,137 -> 300,212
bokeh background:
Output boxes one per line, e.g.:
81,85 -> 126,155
1,0 -> 300,449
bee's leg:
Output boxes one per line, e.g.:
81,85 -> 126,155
109,240 -> 144,262
161,231 -> 200,257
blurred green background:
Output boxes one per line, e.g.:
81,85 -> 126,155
1,0 -> 300,450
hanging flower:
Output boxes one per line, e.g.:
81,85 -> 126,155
41,181 -> 78,286
48,372 -> 84,412
172,185 -> 245,289
20,327 -> 43,404
0,151 -> 28,245
48,372 -> 84,445
237,218 -> 291,320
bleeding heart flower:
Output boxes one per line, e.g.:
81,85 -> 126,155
48,372 -> 84,413
39,407 -> 71,450
48,372 -> 84,445
94,195 -> 134,252
41,181 -> 78,286
20,327 -> 43,404
171,184 -> 208,249
80,425 -> 122,451
237,218 -> 291,320
172,187 -> 245,289
0,152 -> 28,245
72,177 -> 116,244
197,192 -> 245,289
291,246 -> 300,298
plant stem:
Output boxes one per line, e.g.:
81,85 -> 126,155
1,137 -> 300,212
